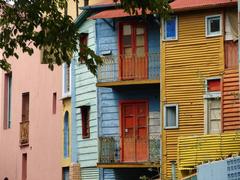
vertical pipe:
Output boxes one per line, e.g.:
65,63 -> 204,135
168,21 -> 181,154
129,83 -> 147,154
171,160 -> 176,180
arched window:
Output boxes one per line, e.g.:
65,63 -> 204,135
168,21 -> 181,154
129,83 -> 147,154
64,111 -> 69,158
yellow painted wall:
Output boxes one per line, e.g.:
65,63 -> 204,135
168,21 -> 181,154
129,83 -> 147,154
62,98 -> 72,167
161,10 -> 224,179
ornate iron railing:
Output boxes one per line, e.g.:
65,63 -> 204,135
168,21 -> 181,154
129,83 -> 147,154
98,135 -> 160,164
20,121 -> 29,145
97,53 -> 160,83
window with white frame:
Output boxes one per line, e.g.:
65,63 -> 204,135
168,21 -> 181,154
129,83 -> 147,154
206,15 -> 222,37
164,16 -> 178,40
62,63 -> 71,97
204,78 -> 221,134
164,104 -> 178,129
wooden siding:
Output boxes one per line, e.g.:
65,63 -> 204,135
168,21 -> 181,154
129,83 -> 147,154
161,11 -> 224,179
80,167 -> 99,180
222,68 -> 240,131
74,19 -> 98,168
178,132 -> 240,170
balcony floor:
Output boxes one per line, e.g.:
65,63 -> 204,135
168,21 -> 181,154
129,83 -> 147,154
96,79 -> 160,87
97,162 -> 160,168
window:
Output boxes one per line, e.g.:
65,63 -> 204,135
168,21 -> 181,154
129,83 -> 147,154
62,167 -> 69,180
80,106 -> 90,139
62,63 -> 71,97
164,104 -> 178,129
207,98 -> 221,134
52,92 -> 57,114
206,15 -> 222,37
22,93 -> 29,122
79,33 -> 88,64
164,16 -> 178,40
22,153 -> 27,180
204,78 -> 221,134
119,23 -> 147,57
64,111 -> 69,158
3,72 -> 12,129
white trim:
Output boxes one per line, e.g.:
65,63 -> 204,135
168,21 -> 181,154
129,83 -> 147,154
62,63 -> 72,98
164,104 -> 179,129
163,16 -> 178,41
205,14 -> 222,37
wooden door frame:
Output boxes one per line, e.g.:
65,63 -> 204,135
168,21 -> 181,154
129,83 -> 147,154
118,22 -> 148,80
119,100 -> 149,162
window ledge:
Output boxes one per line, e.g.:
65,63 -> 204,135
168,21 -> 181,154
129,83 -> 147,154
61,94 -> 71,100
204,92 -> 221,99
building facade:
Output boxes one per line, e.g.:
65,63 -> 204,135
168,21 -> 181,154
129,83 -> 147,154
0,49 -> 62,180
92,6 -> 161,179
161,0 -> 240,179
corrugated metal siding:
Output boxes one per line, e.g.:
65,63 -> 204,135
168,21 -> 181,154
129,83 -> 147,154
222,69 -> 240,131
81,167 -> 99,180
178,132 -> 240,170
161,11 -> 224,179
75,19 -> 98,168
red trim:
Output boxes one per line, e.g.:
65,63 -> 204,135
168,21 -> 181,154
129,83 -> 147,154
119,100 -> 149,162
118,22 -> 148,80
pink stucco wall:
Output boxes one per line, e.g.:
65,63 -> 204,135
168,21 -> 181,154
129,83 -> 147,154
0,49 -> 62,180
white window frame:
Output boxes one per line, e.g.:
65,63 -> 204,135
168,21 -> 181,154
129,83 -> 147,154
164,104 -> 179,129
62,63 -> 71,98
205,15 -> 222,37
163,16 -> 178,41
204,77 -> 221,99
204,77 -> 221,134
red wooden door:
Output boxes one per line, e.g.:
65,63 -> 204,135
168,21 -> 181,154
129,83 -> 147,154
121,101 -> 148,162
119,23 -> 148,80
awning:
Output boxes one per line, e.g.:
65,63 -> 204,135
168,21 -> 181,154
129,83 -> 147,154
89,9 -> 140,19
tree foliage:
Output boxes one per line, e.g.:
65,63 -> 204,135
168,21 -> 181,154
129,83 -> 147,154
0,0 -> 171,73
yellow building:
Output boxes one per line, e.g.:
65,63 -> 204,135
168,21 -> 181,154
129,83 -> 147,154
161,0 -> 238,179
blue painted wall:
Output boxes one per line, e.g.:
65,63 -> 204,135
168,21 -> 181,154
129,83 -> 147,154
98,86 -> 160,136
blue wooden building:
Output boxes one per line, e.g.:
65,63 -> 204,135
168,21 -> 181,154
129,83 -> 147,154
92,8 -> 161,180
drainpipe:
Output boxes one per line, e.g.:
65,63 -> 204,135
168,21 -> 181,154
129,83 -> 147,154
171,160 -> 176,180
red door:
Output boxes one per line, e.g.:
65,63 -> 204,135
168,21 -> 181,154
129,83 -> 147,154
121,101 -> 148,162
119,23 -> 148,80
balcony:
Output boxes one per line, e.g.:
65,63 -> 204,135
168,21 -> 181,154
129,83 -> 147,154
20,121 -> 29,146
97,53 -> 160,87
178,132 -> 240,171
98,135 -> 160,168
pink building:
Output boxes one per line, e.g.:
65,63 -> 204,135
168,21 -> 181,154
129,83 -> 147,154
0,49 -> 62,180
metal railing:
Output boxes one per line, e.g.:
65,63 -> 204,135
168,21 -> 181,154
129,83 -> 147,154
98,135 -> 160,164
97,53 -> 160,83
20,121 -> 29,145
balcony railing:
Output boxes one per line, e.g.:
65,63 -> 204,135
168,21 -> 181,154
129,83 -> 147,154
20,121 -> 29,145
98,135 -> 160,164
178,132 -> 240,170
97,53 -> 160,83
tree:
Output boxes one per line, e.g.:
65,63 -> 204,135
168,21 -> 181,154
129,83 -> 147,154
0,0 -> 171,74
